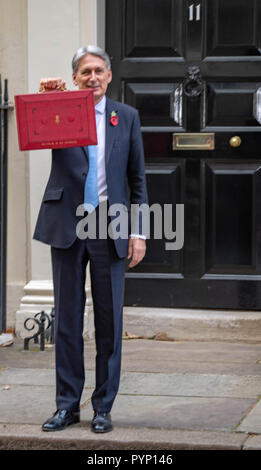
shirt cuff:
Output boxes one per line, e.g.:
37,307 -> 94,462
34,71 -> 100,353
130,234 -> 146,240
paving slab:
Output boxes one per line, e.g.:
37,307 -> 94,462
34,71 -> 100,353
122,340 -> 261,376
121,340 -> 261,366
1,337 -> 261,450
0,385 -> 92,425
243,435 -> 261,450
119,372 -> 261,398
0,368 -> 56,386
150,361 -> 261,376
0,368 -> 95,388
80,395 -> 255,432
0,343 -> 55,369
237,399 -> 261,434
2,368 -> 260,400
1,339 -> 261,374
0,423 -> 248,450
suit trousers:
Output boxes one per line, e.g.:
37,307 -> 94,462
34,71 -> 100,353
51,206 -> 126,413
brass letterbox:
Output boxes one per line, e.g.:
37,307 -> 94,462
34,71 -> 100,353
173,133 -> 215,150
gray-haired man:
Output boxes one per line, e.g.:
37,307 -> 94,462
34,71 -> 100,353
35,46 -> 148,433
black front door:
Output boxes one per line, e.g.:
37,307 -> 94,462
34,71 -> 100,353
106,0 -> 261,309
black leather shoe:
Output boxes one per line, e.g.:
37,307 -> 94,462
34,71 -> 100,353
42,409 -> 80,432
91,412 -> 113,433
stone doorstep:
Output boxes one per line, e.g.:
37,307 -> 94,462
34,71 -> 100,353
123,308 -> 261,342
15,304 -> 261,342
0,424 -> 251,450
14,280 -> 261,342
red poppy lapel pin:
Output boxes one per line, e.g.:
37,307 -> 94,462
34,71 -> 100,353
110,110 -> 119,127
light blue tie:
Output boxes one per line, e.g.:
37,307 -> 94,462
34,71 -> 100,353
84,145 -> 99,212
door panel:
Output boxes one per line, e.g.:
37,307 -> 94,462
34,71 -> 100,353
205,82 -> 261,127
125,0 -> 184,58
204,162 -> 261,271
205,0 -> 261,57
125,82 -> 183,126
134,163 -> 184,274
106,0 -> 261,309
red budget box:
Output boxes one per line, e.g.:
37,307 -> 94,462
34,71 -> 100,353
15,89 -> 97,151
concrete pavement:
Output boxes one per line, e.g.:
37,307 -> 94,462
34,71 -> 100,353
0,336 -> 261,450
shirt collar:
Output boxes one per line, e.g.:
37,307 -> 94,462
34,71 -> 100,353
95,96 -> 106,114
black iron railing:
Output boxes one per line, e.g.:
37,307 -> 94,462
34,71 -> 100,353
23,308 -> 55,351
0,76 -> 13,333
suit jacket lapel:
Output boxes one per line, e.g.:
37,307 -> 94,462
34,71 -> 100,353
81,98 -> 117,170
105,98 -> 117,168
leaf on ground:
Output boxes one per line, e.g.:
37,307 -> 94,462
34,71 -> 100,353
152,332 -> 183,342
123,331 -> 144,340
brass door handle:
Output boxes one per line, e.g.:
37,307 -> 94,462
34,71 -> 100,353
229,136 -> 242,148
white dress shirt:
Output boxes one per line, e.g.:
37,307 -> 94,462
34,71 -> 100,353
94,96 -> 145,240
95,96 -> 108,201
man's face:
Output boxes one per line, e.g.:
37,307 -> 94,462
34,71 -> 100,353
72,53 -> 112,105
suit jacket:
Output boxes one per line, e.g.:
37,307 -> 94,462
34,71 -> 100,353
33,98 -> 148,258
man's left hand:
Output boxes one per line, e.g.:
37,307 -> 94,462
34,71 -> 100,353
127,238 -> 146,268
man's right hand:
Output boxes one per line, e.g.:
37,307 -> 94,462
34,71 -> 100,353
38,77 -> 66,93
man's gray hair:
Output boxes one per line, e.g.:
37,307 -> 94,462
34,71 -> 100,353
72,45 -> 111,74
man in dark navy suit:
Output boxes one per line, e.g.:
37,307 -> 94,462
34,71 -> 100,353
35,46 -> 148,433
